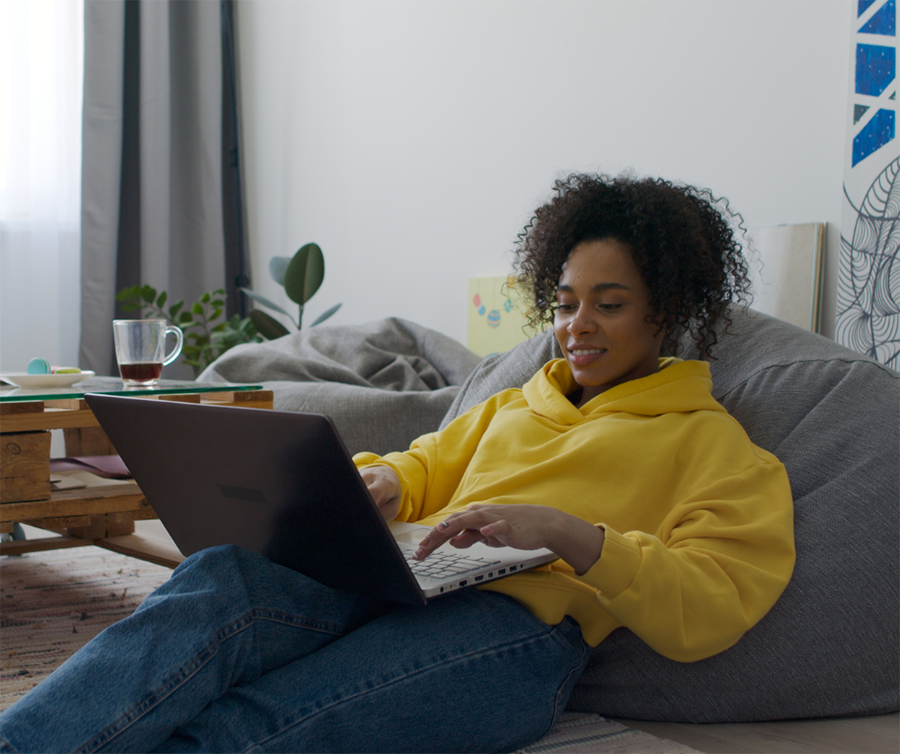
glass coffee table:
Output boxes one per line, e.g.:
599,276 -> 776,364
0,376 -> 273,561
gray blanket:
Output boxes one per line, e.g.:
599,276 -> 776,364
197,318 -> 483,456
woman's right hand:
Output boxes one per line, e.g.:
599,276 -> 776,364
359,465 -> 402,521
414,504 -> 605,575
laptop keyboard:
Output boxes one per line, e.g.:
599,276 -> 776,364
405,550 -> 501,579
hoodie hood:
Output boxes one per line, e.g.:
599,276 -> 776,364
522,357 -> 725,425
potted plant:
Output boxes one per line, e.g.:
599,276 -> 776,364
240,242 -> 341,339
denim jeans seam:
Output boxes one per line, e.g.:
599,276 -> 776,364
249,608 -> 348,637
248,630 -> 573,752
81,608 -> 351,753
517,620 -> 590,742
80,615 -> 256,752
550,635 -> 591,727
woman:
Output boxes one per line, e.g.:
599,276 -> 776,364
0,173 -> 794,753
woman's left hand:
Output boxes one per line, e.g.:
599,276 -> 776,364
414,504 -> 605,575
359,465 -> 402,522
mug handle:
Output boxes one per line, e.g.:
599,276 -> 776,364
163,325 -> 185,366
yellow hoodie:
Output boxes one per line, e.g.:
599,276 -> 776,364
354,358 -> 795,661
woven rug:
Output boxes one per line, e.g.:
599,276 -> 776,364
0,547 -> 698,753
0,545 -> 173,709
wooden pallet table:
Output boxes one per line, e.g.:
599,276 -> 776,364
0,379 -> 273,558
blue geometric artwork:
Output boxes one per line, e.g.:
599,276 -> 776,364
853,108 -> 896,166
855,43 -> 895,96
859,0 -> 896,35
852,43 -> 896,165
838,0 -> 898,368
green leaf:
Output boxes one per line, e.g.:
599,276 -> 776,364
210,315 -> 261,351
141,285 -> 156,303
311,302 -> 342,326
192,302 -> 204,315
157,291 -> 167,309
201,292 -> 211,303
268,257 -> 291,286
116,286 -> 138,302
284,243 -> 324,306
250,310 -> 291,340
116,286 -> 146,313
169,301 -> 184,319
227,315 -> 260,339
240,288 -> 295,321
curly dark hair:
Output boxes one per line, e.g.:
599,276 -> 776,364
514,172 -> 752,358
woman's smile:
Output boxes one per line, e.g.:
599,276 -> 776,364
567,347 -> 607,366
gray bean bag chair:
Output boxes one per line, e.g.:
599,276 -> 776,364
198,317 -> 482,456
442,307 -> 899,723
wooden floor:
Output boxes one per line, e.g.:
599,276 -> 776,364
616,712 -> 899,753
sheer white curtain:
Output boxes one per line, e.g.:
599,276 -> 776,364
0,0 -> 84,372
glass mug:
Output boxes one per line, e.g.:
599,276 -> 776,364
113,319 -> 184,386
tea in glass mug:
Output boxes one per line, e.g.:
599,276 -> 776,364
113,319 -> 184,386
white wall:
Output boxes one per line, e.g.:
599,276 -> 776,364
236,0 -> 851,346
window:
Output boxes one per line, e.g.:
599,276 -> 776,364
0,0 -> 84,371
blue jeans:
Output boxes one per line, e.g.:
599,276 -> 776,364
0,545 -> 590,753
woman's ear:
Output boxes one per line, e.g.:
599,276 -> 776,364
655,315 -> 679,356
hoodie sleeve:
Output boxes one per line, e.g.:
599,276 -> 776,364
353,390 -> 522,522
578,457 -> 795,662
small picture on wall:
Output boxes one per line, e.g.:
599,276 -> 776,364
467,276 -> 543,357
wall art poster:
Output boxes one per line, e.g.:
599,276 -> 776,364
837,0 -> 898,368
467,276 -> 541,357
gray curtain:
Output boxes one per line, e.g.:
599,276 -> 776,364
80,0 -> 247,380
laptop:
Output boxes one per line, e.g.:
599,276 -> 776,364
85,393 -> 558,606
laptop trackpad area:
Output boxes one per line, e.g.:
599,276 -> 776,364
390,523 -> 432,546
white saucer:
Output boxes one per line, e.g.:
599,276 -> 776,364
0,371 -> 96,388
